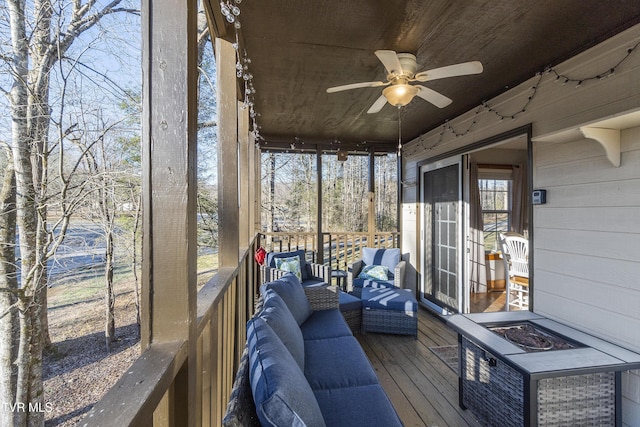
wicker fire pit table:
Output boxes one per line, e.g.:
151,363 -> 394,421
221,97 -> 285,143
448,311 -> 640,427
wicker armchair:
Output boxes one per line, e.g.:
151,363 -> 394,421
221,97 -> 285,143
347,247 -> 406,297
261,261 -> 330,285
260,249 -> 330,286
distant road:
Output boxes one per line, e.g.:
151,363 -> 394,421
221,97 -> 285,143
47,224 -> 107,287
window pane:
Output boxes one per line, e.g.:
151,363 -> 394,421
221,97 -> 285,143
262,152 -> 318,232
374,153 -> 398,232
322,154 -> 368,232
479,178 -> 512,252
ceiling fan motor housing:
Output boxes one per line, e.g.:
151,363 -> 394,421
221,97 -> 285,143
396,53 -> 417,78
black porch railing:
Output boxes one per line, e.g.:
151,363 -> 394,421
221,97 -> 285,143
260,231 -> 400,272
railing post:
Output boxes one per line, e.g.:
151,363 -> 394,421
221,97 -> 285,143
368,151 -> 376,247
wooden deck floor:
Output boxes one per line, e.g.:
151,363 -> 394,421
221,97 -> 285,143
357,308 -> 482,427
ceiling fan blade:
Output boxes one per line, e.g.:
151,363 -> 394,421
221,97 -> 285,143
416,86 -> 452,108
326,81 -> 388,93
367,94 -> 388,114
375,50 -> 403,75
414,61 -> 483,82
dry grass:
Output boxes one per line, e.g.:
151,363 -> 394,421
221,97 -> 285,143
44,280 -> 141,426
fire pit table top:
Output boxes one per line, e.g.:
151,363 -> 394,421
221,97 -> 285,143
448,311 -> 640,378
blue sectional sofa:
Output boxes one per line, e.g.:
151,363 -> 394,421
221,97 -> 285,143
223,273 -> 403,427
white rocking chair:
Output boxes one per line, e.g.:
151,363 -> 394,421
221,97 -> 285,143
499,232 -> 529,310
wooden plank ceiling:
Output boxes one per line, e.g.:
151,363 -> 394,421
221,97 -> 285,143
209,1 -> 640,152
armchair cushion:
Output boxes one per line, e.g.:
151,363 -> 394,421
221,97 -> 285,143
247,318 -> 326,427
258,290 -> 305,370
260,273 -> 312,325
274,255 -> 302,281
267,250 -> 311,280
362,248 -> 401,278
358,265 -> 390,281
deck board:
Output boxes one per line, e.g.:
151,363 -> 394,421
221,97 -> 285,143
357,307 -> 482,427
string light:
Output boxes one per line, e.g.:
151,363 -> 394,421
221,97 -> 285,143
219,0 -> 261,140
418,39 -> 640,153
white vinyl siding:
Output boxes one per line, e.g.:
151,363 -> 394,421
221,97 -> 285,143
533,127 -> 640,427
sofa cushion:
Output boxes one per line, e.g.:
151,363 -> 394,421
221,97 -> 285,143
260,273 -> 312,325
358,264 -> 390,281
274,255 -> 302,281
258,290 -> 305,370
338,291 -> 361,312
362,247 -> 400,273
313,384 -> 403,427
300,309 -> 352,341
304,336 -> 379,390
267,250 -> 310,280
361,287 -> 418,312
247,318 -> 326,427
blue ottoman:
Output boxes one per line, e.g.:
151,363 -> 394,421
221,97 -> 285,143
361,288 -> 418,338
339,291 -> 362,334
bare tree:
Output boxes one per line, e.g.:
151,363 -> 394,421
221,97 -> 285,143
70,109 -> 124,349
1,0 -> 138,423
0,144 -> 19,427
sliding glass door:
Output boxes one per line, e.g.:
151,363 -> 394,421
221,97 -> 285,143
420,158 -> 463,312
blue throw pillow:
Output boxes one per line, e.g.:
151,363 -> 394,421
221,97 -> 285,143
358,265 -> 390,281
260,273 -> 312,325
258,290 -> 305,370
247,318 -> 326,427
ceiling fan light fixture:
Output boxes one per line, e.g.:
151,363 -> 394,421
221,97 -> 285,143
383,84 -> 418,107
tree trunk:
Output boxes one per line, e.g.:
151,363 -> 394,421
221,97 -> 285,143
105,230 -> 116,350
27,300 -> 44,427
30,0 -> 54,351
0,148 -> 19,427
132,192 -> 142,329
7,0 -> 45,423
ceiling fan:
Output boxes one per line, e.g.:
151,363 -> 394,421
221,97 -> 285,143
326,50 -> 483,114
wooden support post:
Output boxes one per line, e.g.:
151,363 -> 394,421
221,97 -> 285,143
238,101 -> 250,247
248,131 -> 256,238
254,144 -> 261,235
316,150 -> 324,264
140,0 -> 198,422
368,151 -> 376,246
216,38 -> 240,267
